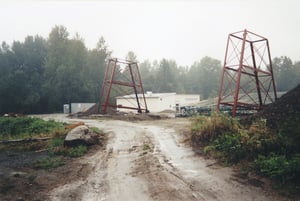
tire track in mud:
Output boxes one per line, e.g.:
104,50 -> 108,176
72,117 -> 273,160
131,125 -> 219,201
135,122 -> 284,201
50,120 -> 150,201
47,116 -> 285,201
49,145 -> 110,201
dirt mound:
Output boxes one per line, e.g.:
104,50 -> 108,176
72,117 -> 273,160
257,84 -> 300,129
70,103 -> 170,121
109,113 -> 167,121
80,102 -> 100,115
74,103 -> 120,117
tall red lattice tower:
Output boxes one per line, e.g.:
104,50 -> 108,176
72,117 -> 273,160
217,29 -> 277,116
99,58 -> 149,114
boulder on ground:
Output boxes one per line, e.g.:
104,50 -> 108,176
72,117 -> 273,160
64,125 -> 99,147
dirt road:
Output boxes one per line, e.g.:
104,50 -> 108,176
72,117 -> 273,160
42,114 -> 283,201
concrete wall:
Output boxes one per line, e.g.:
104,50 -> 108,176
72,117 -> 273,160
116,97 -> 159,113
175,94 -> 200,106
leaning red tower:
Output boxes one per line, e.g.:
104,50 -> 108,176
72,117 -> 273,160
217,29 -> 277,116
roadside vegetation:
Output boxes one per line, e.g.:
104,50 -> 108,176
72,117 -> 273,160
0,116 -> 106,201
0,116 -> 64,140
191,112 -> 300,196
0,117 -> 92,169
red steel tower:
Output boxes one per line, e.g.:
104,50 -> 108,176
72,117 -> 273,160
99,58 -> 149,114
217,29 -> 277,116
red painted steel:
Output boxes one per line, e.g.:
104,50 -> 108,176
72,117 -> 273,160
99,58 -> 149,114
217,29 -> 277,116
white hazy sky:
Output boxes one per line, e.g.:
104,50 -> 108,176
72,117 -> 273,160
1,0 -> 300,66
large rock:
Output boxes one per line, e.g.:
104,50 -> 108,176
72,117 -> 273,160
64,125 -> 99,147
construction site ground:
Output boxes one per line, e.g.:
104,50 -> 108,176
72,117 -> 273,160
0,113 -> 291,201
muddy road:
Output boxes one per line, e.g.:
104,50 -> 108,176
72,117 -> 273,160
41,114 -> 283,201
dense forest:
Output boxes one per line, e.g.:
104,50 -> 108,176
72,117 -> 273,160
0,25 -> 299,114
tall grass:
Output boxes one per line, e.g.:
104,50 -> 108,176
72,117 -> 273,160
191,112 -> 240,144
0,117 -> 64,140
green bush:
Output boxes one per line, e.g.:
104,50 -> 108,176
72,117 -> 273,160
255,154 -> 300,185
214,132 -> 246,163
277,118 -> 300,155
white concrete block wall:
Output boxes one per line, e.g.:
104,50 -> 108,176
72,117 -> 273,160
116,93 -> 200,113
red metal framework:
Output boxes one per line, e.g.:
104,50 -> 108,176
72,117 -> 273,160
99,58 -> 149,114
217,29 -> 277,116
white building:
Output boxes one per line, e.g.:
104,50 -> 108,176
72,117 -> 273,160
116,92 -> 200,113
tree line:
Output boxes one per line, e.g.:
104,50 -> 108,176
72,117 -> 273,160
0,25 -> 299,114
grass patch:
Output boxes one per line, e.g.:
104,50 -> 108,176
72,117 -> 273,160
48,138 -> 88,158
66,145 -> 87,157
32,138 -> 88,170
34,156 -> 65,169
0,117 -> 64,140
48,138 -> 66,156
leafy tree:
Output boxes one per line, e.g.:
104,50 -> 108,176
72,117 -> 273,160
43,25 -> 70,111
125,51 -> 138,62
154,59 -> 179,92
272,56 -> 296,91
43,25 -> 91,111
86,36 -> 111,101
176,65 -> 189,93
187,56 -> 222,99
0,43 -> 14,113
293,61 -> 300,86
0,36 -> 47,113
139,60 -> 156,92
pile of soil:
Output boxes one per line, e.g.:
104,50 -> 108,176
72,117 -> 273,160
258,84 -> 300,129
109,113 -> 167,121
83,102 -> 100,114
71,102 -> 171,121
240,84 -> 300,129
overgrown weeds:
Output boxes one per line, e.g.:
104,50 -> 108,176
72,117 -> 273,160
191,112 -> 300,194
191,112 -> 240,144
0,117 -> 64,140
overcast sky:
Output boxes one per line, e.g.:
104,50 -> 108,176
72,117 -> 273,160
1,0 -> 299,66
